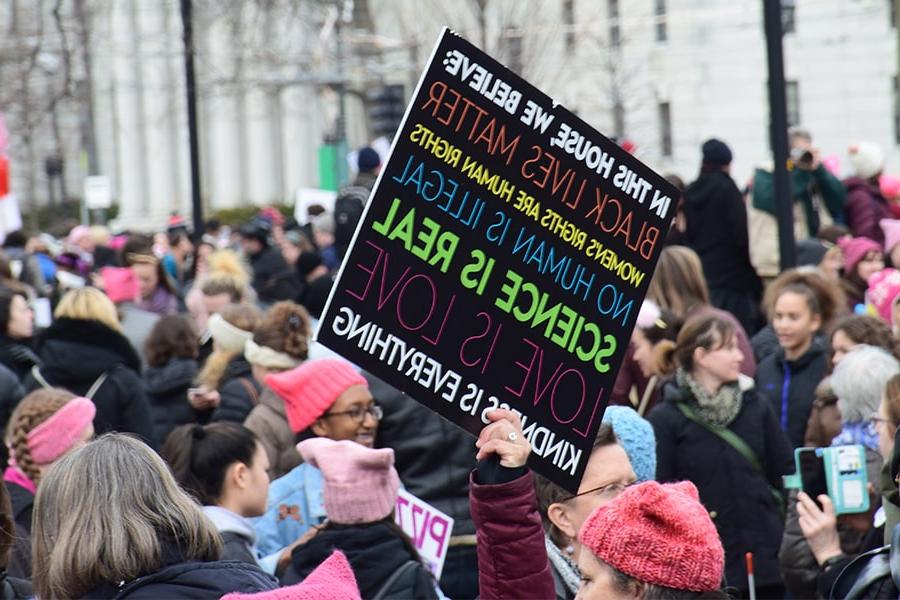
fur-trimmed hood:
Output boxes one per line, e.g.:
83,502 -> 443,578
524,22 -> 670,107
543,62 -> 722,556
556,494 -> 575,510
36,317 -> 142,380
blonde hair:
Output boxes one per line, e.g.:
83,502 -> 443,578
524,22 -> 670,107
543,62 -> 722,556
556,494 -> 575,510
646,246 -> 710,317
205,250 -> 250,289
32,434 -> 221,599
196,304 -> 262,390
55,287 -> 123,333
7,389 -> 74,485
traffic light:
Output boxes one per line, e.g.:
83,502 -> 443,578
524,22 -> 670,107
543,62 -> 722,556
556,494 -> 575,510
367,84 -> 406,139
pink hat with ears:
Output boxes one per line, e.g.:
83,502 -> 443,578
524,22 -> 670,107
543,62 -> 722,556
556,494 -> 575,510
297,437 -> 399,525
99,267 -> 139,304
867,268 -> 900,326
266,359 -> 367,434
579,480 -> 724,593
67,225 -> 91,246
221,550 -> 361,600
839,237 -> 882,275
881,175 -> 900,201
881,219 -> 900,255
635,300 -> 662,330
822,155 -> 841,177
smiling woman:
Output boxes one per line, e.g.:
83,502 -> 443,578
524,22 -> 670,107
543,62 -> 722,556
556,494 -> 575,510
251,359 -> 384,567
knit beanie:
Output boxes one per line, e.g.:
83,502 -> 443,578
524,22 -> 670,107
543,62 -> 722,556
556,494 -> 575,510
635,300 -> 662,330
357,147 -> 381,172
881,175 -> 900,202
839,236 -> 882,275
579,480 -> 724,593
296,438 -> 400,525
866,268 -> 900,326
849,142 -> 885,180
796,239 -> 828,268
602,406 -> 656,483
882,219 -> 900,255
701,138 -> 732,167
266,359 -> 367,433
221,550 -> 361,600
99,267 -> 139,304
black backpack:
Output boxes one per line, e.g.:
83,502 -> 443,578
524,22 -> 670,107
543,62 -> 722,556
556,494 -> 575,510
333,185 -> 369,261
830,524 -> 900,598
371,560 -> 439,600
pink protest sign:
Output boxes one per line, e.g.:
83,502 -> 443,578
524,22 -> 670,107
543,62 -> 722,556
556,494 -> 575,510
394,489 -> 454,579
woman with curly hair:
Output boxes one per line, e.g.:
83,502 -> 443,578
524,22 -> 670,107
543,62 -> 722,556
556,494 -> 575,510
2,388 -> 95,578
243,302 -> 311,479
830,314 -> 900,367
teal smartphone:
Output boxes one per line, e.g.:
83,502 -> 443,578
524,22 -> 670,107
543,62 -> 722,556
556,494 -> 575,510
783,445 -> 869,515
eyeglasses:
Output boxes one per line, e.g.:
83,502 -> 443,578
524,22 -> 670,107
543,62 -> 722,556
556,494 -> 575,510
322,405 -> 383,424
869,414 -> 897,429
560,479 -> 637,503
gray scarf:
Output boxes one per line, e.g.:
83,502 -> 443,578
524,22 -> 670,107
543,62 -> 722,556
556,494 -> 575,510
544,535 -> 580,597
676,368 -> 743,427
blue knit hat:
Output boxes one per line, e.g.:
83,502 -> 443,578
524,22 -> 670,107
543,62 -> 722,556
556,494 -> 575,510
357,147 -> 381,172
602,406 -> 657,482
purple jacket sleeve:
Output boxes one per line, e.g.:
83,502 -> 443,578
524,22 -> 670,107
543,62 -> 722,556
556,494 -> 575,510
845,187 -> 878,240
469,471 -> 555,600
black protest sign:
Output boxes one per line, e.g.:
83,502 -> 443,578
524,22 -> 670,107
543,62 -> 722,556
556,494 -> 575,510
317,28 -> 677,492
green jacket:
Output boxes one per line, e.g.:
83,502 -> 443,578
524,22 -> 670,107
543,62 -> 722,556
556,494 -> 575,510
752,165 -> 846,234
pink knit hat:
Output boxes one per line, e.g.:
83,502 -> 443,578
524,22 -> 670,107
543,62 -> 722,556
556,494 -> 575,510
221,550 -> 361,600
635,300 -> 662,330
27,397 -> 96,465
839,236 -> 882,275
266,359 -> 367,433
867,268 -> 900,326
579,480 -> 724,593
881,175 -> 900,202
881,219 -> 900,254
99,267 -> 139,304
296,438 -> 399,525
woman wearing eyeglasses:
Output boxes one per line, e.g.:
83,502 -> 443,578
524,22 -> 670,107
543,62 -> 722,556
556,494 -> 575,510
532,424 -> 638,600
647,313 -> 793,599
781,345 -> 897,598
252,358 -> 382,573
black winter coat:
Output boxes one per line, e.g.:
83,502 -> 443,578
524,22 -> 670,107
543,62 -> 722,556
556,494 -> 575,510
284,522 -> 438,599
755,340 -> 827,448
144,358 -> 202,444
0,573 -> 30,600
209,356 -> 260,424
5,482 -> 32,580
82,558 -> 277,599
23,318 -> 155,446
648,382 -> 793,591
0,364 -> 23,447
0,335 -> 40,381
371,373 -> 477,537
249,246 -> 302,305
220,531 -> 258,566
684,170 -> 762,296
